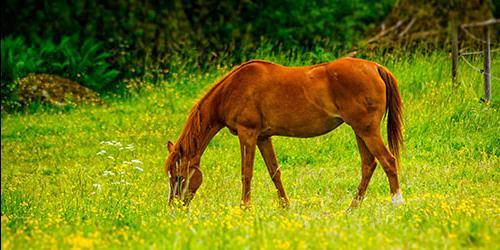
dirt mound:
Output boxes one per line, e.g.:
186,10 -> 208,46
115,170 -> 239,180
17,74 -> 103,106
355,0 -> 495,54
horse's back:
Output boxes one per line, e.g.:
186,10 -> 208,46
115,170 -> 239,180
220,60 -> 341,137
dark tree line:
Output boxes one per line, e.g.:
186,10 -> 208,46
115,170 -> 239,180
1,0 -> 393,70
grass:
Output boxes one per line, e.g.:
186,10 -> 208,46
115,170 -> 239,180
1,51 -> 499,249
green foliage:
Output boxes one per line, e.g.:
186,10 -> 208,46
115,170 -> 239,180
43,36 -> 120,91
1,0 -> 395,76
1,35 -> 118,110
1,37 -> 42,109
1,52 -> 498,248
244,0 -> 394,49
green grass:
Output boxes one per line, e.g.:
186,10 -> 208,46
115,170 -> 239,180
1,51 -> 499,249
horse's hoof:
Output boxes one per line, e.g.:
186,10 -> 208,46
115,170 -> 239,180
345,206 -> 354,214
240,202 -> 253,210
348,197 -> 363,209
391,191 -> 404,207
279,198 -> 290,209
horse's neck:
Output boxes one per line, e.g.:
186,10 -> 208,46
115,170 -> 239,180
191,122 -> 221,161
180,99 -> 222,162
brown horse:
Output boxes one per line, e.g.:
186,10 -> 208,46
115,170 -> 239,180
165,57 -> 404,209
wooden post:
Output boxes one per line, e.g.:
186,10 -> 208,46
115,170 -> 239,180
451,19 -> 459,84
483,25 -> 491,102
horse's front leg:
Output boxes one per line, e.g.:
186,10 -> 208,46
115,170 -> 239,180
237,126 -> 258,208
348,135 -> 377,211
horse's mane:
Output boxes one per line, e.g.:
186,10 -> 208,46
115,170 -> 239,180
177,102 -> 202,159
177,59 -> 275,158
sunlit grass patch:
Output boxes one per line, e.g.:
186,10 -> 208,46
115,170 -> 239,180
1,52 -> 499,249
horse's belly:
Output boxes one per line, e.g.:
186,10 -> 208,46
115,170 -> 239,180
265,113 -> 344,138
259,86 -> 343,137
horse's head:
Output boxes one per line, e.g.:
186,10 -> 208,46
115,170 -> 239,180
165,141 -> 203,205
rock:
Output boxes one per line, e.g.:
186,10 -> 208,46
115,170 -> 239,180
16,74 -> 103,106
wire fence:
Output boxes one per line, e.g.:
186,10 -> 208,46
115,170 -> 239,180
458,19 -> 498,80
460,48 -> 500,56
460,26 -> 490,44
459,55 -> 499,80
453,18 -> 498,102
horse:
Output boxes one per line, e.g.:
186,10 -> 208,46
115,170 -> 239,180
164,57 -> 404,209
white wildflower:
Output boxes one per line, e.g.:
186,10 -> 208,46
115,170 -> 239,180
111,180 -> 131,185
131,159 -> 143,164
134,166 -> 144,172
93,183 -> 102,190
102,170 -> 115,176
96,150 -> 107,155
100,140 -> 122,147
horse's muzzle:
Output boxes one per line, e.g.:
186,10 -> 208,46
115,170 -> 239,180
168,176 -> 193,206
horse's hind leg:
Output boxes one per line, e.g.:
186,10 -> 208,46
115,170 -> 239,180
355,129 -> 403,206
257,137 -> 289,207
237,126 -> 258,208
349,135 -> 377,209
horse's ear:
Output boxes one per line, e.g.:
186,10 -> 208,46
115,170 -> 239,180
167,141 -> 174,153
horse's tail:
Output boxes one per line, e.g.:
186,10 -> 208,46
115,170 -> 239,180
377,65 -> 404,167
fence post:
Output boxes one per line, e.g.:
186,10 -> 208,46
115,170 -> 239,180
483,25 -> 491,102
451,19 -> 459,84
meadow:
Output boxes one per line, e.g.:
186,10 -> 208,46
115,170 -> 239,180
1,51 -> 499,249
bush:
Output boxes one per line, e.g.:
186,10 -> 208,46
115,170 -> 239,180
39,35 -> 120,91
1,35 -> 119,110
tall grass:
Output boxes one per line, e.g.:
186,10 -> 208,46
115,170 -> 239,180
1,51 -> 498,249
